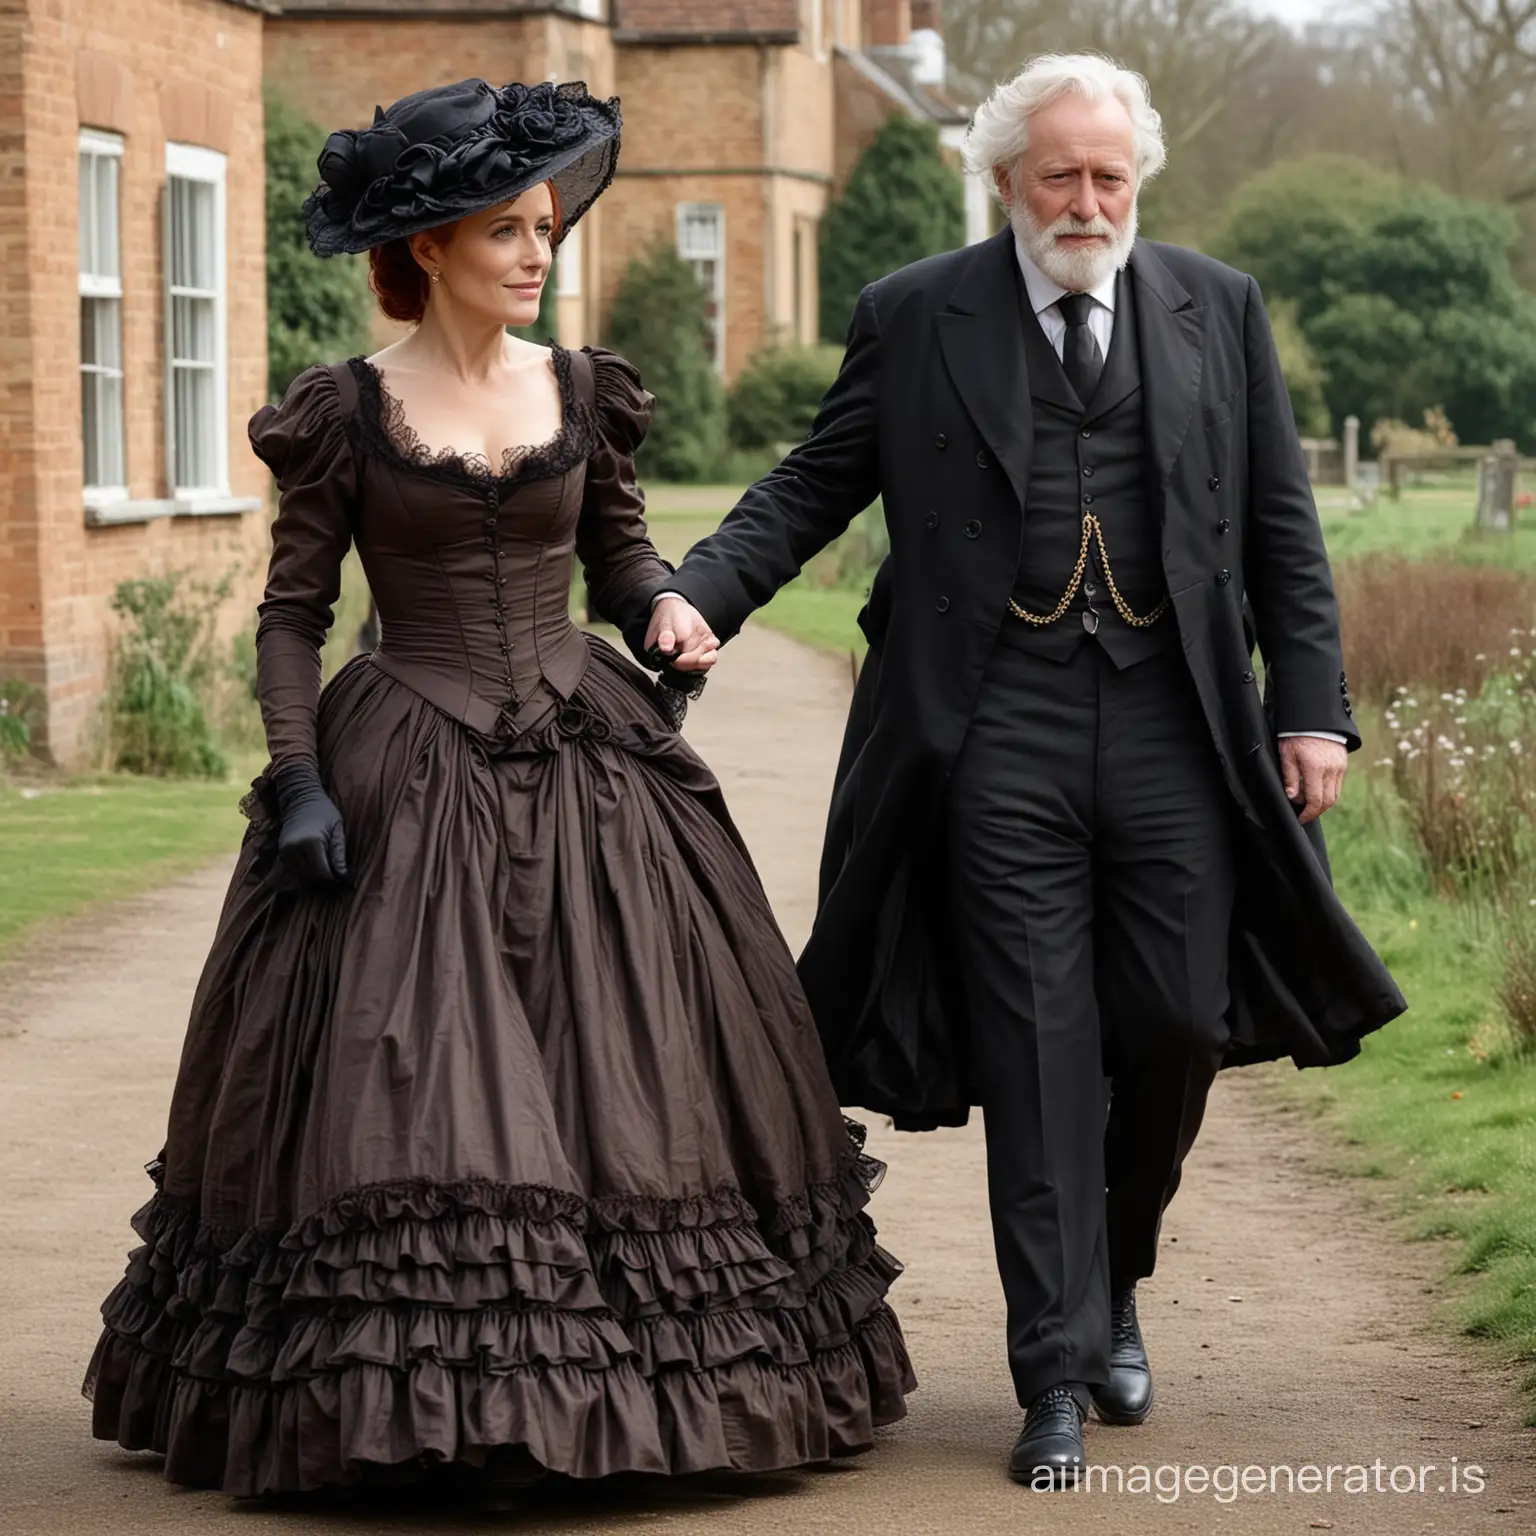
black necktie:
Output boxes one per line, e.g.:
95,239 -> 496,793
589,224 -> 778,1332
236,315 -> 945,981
1057,292 -> 1104,409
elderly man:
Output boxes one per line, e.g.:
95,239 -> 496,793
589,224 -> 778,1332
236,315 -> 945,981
643,54 -> 1403,1485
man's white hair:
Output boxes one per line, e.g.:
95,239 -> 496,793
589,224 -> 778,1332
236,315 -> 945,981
963,53 -> 1167,198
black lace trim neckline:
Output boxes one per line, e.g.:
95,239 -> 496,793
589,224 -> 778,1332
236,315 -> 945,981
349,346 -> 598,493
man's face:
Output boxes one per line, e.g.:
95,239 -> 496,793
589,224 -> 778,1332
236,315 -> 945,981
998,93 -> 1139,291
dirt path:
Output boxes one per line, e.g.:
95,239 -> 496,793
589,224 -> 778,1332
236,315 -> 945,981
1,623 -> 1532,1535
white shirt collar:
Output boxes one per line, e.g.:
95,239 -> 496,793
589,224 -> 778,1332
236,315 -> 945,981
1012,234 -> 1120,319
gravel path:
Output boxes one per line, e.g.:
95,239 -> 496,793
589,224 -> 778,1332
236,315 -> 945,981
1,624 -> 1531,1534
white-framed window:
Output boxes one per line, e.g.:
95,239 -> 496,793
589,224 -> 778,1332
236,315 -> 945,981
557,225 -> 583,298
676,202 -> 726,374
164,142 -> 228,496
573,0 -> 603,18
79,129 -> 126,501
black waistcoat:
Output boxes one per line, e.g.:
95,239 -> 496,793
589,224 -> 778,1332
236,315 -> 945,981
1006,269 -> 1176,668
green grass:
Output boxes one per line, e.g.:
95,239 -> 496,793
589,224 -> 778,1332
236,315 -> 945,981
1319,476 -> 1536,570
0,762 -> 257,959
1270,772 -> 1536,1413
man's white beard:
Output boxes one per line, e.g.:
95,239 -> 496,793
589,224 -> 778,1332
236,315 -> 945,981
1011,197 -> 1138,292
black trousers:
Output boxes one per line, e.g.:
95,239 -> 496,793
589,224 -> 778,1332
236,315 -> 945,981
945,632 -> 1235,1405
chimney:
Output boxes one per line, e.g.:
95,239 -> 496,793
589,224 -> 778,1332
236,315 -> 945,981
865,0 -> 911,48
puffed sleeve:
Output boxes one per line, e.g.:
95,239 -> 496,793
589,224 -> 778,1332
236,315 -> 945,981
248,365 -> 357,771
575,348 -> 674,643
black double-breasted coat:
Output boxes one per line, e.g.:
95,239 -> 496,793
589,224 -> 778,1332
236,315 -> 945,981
656,230 -> 1406,1129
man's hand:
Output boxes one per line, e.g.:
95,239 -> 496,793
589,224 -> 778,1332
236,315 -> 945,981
1279,736 -> 1348,824
645,596 -> 719,674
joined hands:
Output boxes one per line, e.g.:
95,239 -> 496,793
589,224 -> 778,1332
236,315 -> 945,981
644,597 -> 719,674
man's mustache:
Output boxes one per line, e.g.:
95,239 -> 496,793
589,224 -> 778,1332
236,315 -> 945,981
1047,217 -> 1117,240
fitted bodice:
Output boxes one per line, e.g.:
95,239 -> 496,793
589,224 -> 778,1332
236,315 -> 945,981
347,350 -> 600,733
249,345 -> 668,765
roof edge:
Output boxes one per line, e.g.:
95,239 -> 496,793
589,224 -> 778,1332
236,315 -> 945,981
613,28 -> 800,45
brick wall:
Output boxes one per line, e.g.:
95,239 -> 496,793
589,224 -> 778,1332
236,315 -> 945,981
606,39 -> 833,377
865,0 -> 910,47
264,15 -> 615,353
2,0 -> 271,766
0,9 -> 41,694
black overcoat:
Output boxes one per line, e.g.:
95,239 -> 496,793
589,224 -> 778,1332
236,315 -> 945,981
658,230 -> 1407,1129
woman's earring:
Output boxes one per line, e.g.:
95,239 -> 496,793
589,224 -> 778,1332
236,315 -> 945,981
430,270 -> 441,284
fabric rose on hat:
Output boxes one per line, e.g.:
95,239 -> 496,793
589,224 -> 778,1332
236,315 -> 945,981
317,124 -> 409,204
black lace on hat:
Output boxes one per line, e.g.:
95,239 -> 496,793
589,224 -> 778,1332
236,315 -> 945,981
303,79 -> 621,257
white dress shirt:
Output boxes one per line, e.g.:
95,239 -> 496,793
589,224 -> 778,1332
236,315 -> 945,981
1013,237 -> 1118,367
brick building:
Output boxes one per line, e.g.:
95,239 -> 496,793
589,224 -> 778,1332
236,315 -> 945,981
2,0 -> 983,765
0,0 -> 272,766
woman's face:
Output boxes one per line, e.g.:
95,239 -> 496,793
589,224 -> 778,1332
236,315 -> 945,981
413,183 -> 555,329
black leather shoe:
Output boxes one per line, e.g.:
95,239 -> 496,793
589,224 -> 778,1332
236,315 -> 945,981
1091,1285 -> 1155,1425
1008,1385 -> 1087,1488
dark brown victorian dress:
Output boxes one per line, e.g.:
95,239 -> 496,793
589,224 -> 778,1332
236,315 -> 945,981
84,346 -> 914,1496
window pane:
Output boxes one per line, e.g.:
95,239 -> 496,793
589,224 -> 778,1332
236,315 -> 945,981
96,154 -> 119,281
99,373 -> 125,486
172,295 -> 215,363
82,295 -> 123,370
78,153 -> 94,275
80,298 -> 125,490
170,177 -> 216,291
82,369 -> 100,486
174,366 -> 216,489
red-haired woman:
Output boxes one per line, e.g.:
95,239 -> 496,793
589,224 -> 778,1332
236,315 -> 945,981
83,80 -> 912,1502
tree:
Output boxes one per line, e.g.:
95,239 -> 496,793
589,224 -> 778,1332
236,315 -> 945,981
1212,157 -> 1536,445
604,239 -> 727,483
1268,299 -> 1331,438
264,92 -> 373,402
1206,155 -> 1406,323
819,117 -> 964,342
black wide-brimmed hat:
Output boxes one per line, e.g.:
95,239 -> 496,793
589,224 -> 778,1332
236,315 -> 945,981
303,79 -> 621,257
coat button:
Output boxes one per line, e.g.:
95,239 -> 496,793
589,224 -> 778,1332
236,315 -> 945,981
935,596 -> 951,613
976,449 -> 990,469
1216,568 -> 1232,586
964,519 -> 981,538
1082,465 -> 1095,477
935,432 -> 948,450
1344,700 -> 1353,716
1083,493 -> 1095,506
1217,518 -> 1231,534
925,511 -> 939,531
1209,476 -> 1221,491
1242,669 -> 1256,684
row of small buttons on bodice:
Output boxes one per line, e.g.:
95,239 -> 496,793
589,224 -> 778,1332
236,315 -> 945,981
482,483 -> 517,710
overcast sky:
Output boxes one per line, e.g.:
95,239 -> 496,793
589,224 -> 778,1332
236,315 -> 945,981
1248,0 -> 1342,25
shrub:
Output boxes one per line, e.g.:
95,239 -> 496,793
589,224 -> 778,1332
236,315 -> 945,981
819,116 -> 964,343
1370,407 -> 1459,457
0,680 -> 44,762
1381,665 -> 1536,899
265,91 -> 374,401
605,238 -> 727,483
1496,902 -> 1536,1060
108,575 -> 229,778
727,345 -> 843,452
1334,557 -> 1536,707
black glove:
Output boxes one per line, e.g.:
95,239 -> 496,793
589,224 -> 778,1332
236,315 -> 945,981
271,761 -> 349,887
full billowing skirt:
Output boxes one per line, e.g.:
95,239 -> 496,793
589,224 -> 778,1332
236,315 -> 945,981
84,638 -> 914,1496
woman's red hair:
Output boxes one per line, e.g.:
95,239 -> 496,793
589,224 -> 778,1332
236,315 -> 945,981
367,181 -> 564,325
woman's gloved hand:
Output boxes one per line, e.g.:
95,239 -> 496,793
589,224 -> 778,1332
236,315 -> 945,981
271,761 -> 349,886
